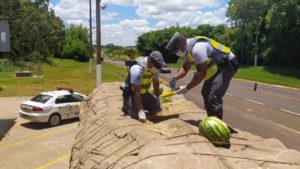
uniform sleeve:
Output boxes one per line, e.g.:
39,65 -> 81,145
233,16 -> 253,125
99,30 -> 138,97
130,65 -> 143,86
228,51 -> 235,60
190,42 -> 212,65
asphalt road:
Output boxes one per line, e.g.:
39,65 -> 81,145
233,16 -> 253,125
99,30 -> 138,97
160,69 -> 300,151
0,97 -> 77,169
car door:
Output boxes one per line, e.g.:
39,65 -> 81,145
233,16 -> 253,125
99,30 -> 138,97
69,94 -> 84,118
55,94 -> 75,119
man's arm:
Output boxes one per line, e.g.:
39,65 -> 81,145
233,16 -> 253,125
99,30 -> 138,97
153,78 -> 160,97
175,60 -> 193,80
186,61 -> 207,90
132,84 -> 143,112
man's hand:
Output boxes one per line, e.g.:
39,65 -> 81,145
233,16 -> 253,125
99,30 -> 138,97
169,77 -> 176,90
176,85 -> 189,95
138,109 -> 147,123
156,96 -> 161,110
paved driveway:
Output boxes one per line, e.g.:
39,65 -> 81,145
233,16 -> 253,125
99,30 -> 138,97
0,97 -> 78,169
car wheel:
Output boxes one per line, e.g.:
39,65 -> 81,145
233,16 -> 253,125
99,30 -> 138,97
49,114 -> 61,126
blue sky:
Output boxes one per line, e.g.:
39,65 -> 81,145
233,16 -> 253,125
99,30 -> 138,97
49,0 -> 229,46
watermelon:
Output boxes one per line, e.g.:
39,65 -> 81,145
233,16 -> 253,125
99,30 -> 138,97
199,116 -> 230,145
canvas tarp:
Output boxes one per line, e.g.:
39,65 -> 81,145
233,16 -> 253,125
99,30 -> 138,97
70,83 -> 300,169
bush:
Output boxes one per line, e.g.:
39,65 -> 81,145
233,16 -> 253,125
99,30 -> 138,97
116,55 -> 130,61
60,25 -> 89,62
31,51 -> 41,62
0,59 -> 9,72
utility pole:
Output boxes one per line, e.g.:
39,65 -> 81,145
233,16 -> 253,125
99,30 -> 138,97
96,0 -> 102,87
95,0 -> 106,87
89,0 -> 93,74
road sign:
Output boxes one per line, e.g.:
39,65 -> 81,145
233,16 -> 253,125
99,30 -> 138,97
0,22 -> 10,52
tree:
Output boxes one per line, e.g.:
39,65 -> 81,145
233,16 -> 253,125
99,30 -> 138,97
60,25 -> 89,62
0,0 -> 65,61
263,0 -> 300,67
226,0 -> 268,65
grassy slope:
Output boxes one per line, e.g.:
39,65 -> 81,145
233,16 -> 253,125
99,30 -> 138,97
168,63 -> 300,88
0,58 -> 127,97
0,58 -> 299,96
235,66 -> 300,88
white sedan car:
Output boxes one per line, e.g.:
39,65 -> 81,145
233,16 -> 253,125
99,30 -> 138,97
19,88 -> 86,126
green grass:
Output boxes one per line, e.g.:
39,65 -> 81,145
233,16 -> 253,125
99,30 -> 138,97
167,63 -> 300,89
235,66 -> 300,88
0,58 -> 127,97
1,57 -> 299,97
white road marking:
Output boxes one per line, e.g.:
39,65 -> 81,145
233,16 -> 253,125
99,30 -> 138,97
226,93 -> 234,96
246,109 -> 253,112
266,120 -> 300,135
280,109 -> 300,117
243,98 -> 265,106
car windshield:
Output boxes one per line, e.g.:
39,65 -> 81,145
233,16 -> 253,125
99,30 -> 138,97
31,94 -> 52,104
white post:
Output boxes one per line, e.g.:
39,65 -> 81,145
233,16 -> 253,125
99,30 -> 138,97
96,64 -> 102,87
89,0 -> 93,74
89,58 -> 93,74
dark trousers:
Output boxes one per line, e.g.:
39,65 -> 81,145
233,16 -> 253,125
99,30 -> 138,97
201,60 -> 236,119
122,91 -> 160,119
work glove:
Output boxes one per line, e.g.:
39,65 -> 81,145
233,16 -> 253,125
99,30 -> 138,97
169,77 -> 177,90
176,85 -> 189,95
156,96 -> 161,110
138,109 -> 147,123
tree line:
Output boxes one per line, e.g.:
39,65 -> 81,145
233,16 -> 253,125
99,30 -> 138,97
0,0 -> 89,62
137,0 -> 300,67
1,0 -> 299,67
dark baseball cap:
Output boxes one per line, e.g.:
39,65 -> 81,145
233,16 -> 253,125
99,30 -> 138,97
165,32 -> 186,53
149,51 -> 167,69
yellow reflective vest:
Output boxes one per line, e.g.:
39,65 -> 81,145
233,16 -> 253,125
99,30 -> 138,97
139,67 -> 153,94
130,57 -> 154,95
186,36 -> 231,80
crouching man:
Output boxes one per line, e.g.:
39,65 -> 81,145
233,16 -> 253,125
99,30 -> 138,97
122,51 -> 167,122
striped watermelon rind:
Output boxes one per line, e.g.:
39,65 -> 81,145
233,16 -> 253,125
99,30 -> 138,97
209,116 -> 230,138
199,116 -> 230,144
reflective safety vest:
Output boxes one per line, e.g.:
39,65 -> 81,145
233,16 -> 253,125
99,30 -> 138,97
125,57 -> 154,95
138,67 -> 153,94
195,36 -> 231,54
186,36 -> 231,80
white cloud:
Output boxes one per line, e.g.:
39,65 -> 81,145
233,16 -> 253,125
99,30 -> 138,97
51,0 -> 228,46
51,0 -> 118,24
134,0 -> 226,27
52,0 -> 89,21
66,19 -> 85,25
102,12 -> 118,21
135,0 -> 221,18
103,0 -> 133,6
102,19 -> 153,46
155,21 -> 169,29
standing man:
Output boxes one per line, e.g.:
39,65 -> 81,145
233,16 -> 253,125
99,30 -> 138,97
122,51 -> 167,122
165,32 -> 239,119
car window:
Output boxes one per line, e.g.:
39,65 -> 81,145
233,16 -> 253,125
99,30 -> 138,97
31,94 -> 52,104
55,95 -> 72,104
55,94 -> 83,104
72,94 -> 84,102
